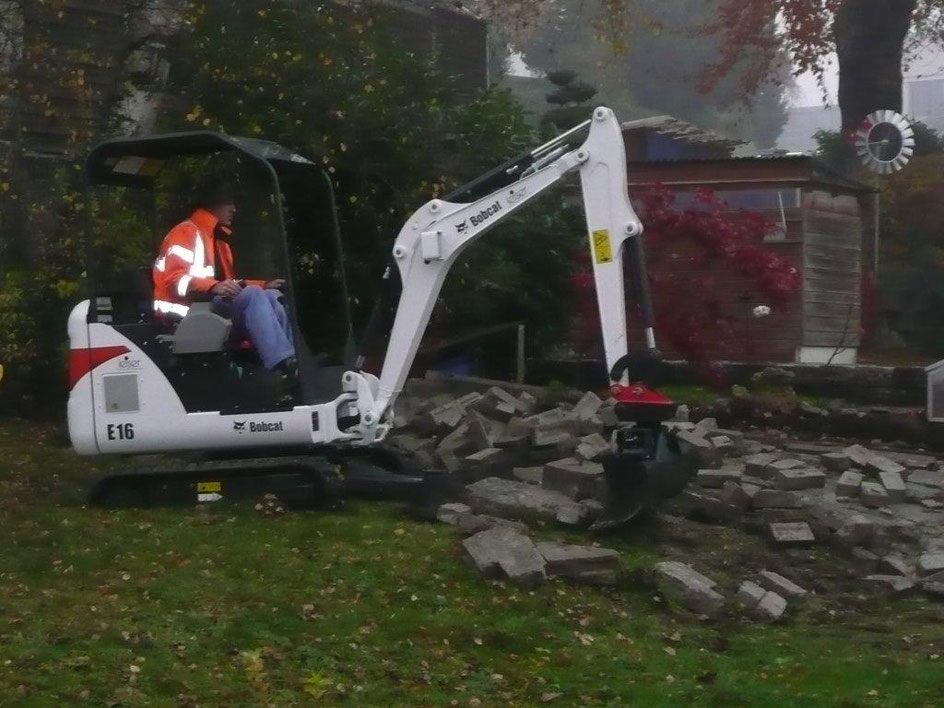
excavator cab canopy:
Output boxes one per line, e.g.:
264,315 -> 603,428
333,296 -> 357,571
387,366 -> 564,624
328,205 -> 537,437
84,131 -> 353,408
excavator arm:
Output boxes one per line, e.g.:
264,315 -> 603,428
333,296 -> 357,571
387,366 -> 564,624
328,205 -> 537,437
345,107 -> 657,443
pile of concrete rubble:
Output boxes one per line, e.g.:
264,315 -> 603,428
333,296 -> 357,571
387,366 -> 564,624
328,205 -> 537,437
390,378 -> 944,621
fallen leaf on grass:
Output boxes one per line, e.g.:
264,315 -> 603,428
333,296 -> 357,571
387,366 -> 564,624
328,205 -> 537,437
303,672 -> 334,699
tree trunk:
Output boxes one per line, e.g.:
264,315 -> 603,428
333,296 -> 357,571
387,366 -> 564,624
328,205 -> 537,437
834,0 -> 916,136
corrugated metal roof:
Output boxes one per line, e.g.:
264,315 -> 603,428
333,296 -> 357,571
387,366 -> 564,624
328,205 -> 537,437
628,153 -> 875,192
621,115 -> 744,149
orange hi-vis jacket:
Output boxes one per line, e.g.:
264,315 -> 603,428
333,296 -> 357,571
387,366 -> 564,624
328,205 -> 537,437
152,208 -> 264,317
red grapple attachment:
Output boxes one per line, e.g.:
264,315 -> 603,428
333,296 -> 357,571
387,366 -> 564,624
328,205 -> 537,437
590,357 -> 694,531
610,382 -> 677,423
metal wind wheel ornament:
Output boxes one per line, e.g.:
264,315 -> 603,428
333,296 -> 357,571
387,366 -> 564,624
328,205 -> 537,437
854,110 -> 914,174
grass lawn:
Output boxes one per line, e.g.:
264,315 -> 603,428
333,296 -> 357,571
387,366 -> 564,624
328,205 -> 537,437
1,418 -> 943,706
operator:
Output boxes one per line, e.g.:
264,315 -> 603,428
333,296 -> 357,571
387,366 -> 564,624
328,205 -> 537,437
152,184 -> 297,377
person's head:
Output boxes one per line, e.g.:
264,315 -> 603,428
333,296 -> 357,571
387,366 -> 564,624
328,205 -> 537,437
194,182 -> 237,227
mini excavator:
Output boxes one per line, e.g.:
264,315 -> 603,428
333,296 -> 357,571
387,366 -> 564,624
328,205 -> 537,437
67,107 -> 688,523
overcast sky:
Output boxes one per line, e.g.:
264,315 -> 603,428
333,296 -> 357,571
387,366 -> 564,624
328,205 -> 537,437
791,62 -> 839,107
790,43 -> 944,108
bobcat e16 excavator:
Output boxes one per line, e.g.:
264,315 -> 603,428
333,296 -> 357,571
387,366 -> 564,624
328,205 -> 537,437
67,106 -> 687,523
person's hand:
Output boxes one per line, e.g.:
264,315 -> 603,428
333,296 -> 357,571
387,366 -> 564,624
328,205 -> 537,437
265,279 -> 286,290
211,279 -> 243,298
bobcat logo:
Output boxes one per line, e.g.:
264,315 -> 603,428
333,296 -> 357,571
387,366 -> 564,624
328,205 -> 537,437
455,220 -> 469,234
233,421 -> 246,432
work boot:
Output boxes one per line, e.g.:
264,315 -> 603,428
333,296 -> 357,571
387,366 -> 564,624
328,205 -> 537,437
277,356 -> 298,381
276,356 -> 300,405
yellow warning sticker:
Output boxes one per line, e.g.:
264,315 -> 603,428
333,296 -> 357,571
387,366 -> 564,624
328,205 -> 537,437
592,229 -> 613,264
197,481 -> 221,493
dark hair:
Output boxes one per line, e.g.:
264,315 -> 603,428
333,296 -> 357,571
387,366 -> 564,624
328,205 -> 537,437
193,181 -> 239,209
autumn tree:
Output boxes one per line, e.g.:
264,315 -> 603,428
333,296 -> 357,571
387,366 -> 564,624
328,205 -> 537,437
701,0 -> 935,136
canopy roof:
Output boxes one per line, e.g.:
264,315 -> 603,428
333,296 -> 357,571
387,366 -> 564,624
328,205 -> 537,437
86,131 -> 317,188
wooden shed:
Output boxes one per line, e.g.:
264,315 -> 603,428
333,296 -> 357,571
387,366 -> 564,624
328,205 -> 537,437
625,154 -> 878,364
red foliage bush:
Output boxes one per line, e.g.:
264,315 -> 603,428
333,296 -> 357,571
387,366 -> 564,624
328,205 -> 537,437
572,186 -> 802,383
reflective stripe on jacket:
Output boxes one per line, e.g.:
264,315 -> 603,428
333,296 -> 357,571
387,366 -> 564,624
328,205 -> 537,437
152,208 -> 263,316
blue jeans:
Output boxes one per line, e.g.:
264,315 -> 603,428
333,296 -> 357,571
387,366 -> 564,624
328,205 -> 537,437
212,286 -> 295,370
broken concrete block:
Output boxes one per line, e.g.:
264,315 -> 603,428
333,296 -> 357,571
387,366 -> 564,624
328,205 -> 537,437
921,499 -> 944,510
524,407 -> 573,429
757,570 -> 808,598
598,404 -> 619,428
765,458 -> 805,477
653,561 -> 724,618
463,447 -> 505,470
674,404 -> 690,422
470,389 -> 516,422
697,467 -> 743,488
515,391 -> 537,415
922,581 -> 944,598
737,580 -> 767,608
708,428 -> 745,443
772,467 -> 826,491
454,391 -> 485,409
769,522 -> 815,545
428,401 -> 465,430
575,433 -> 611,462
860,481 -> 889,508
465,411 -> 497,450
836,470 -> 863,497
907,469 -> 944,489
884,451 -> 937,471
456,513 -> 529,536
821,452 -> 852,472
532,427 -> 578,450
487,385 -> 521,409
752,591 -> 787,622
437,422 -> 476,456
573,391 -> 603,420
719,481 -> 753,511
543,457 -> 605,500
512,466 -> 544,485
878,470 -> 906,503
465,477 -> 589,525
864,455 -> 907,478
905,482 -> 942,502
436,502 -> 472,524
798,401 -> 827,417
578,414 -> 605,436
844,444 -> 873,468
686,492 -> 742,523
436,450 -> 461,473
494,430 -> 530,451
579,498 -> 605,520
745,453 -> 779,476
663,421 -> 696,434
676,430 -> 723,469
709,435 -> 736,454
836,514 -> 876,546
536,541 -> 619,579
852,547 -> 880,566
691,417 -> 718,438
917,552 -> 944,576
752,489 -> 804,509
462,527 -> 546,588
863,574 -> 916,594
878,555 -> 914,578
395,434 -> 434,454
